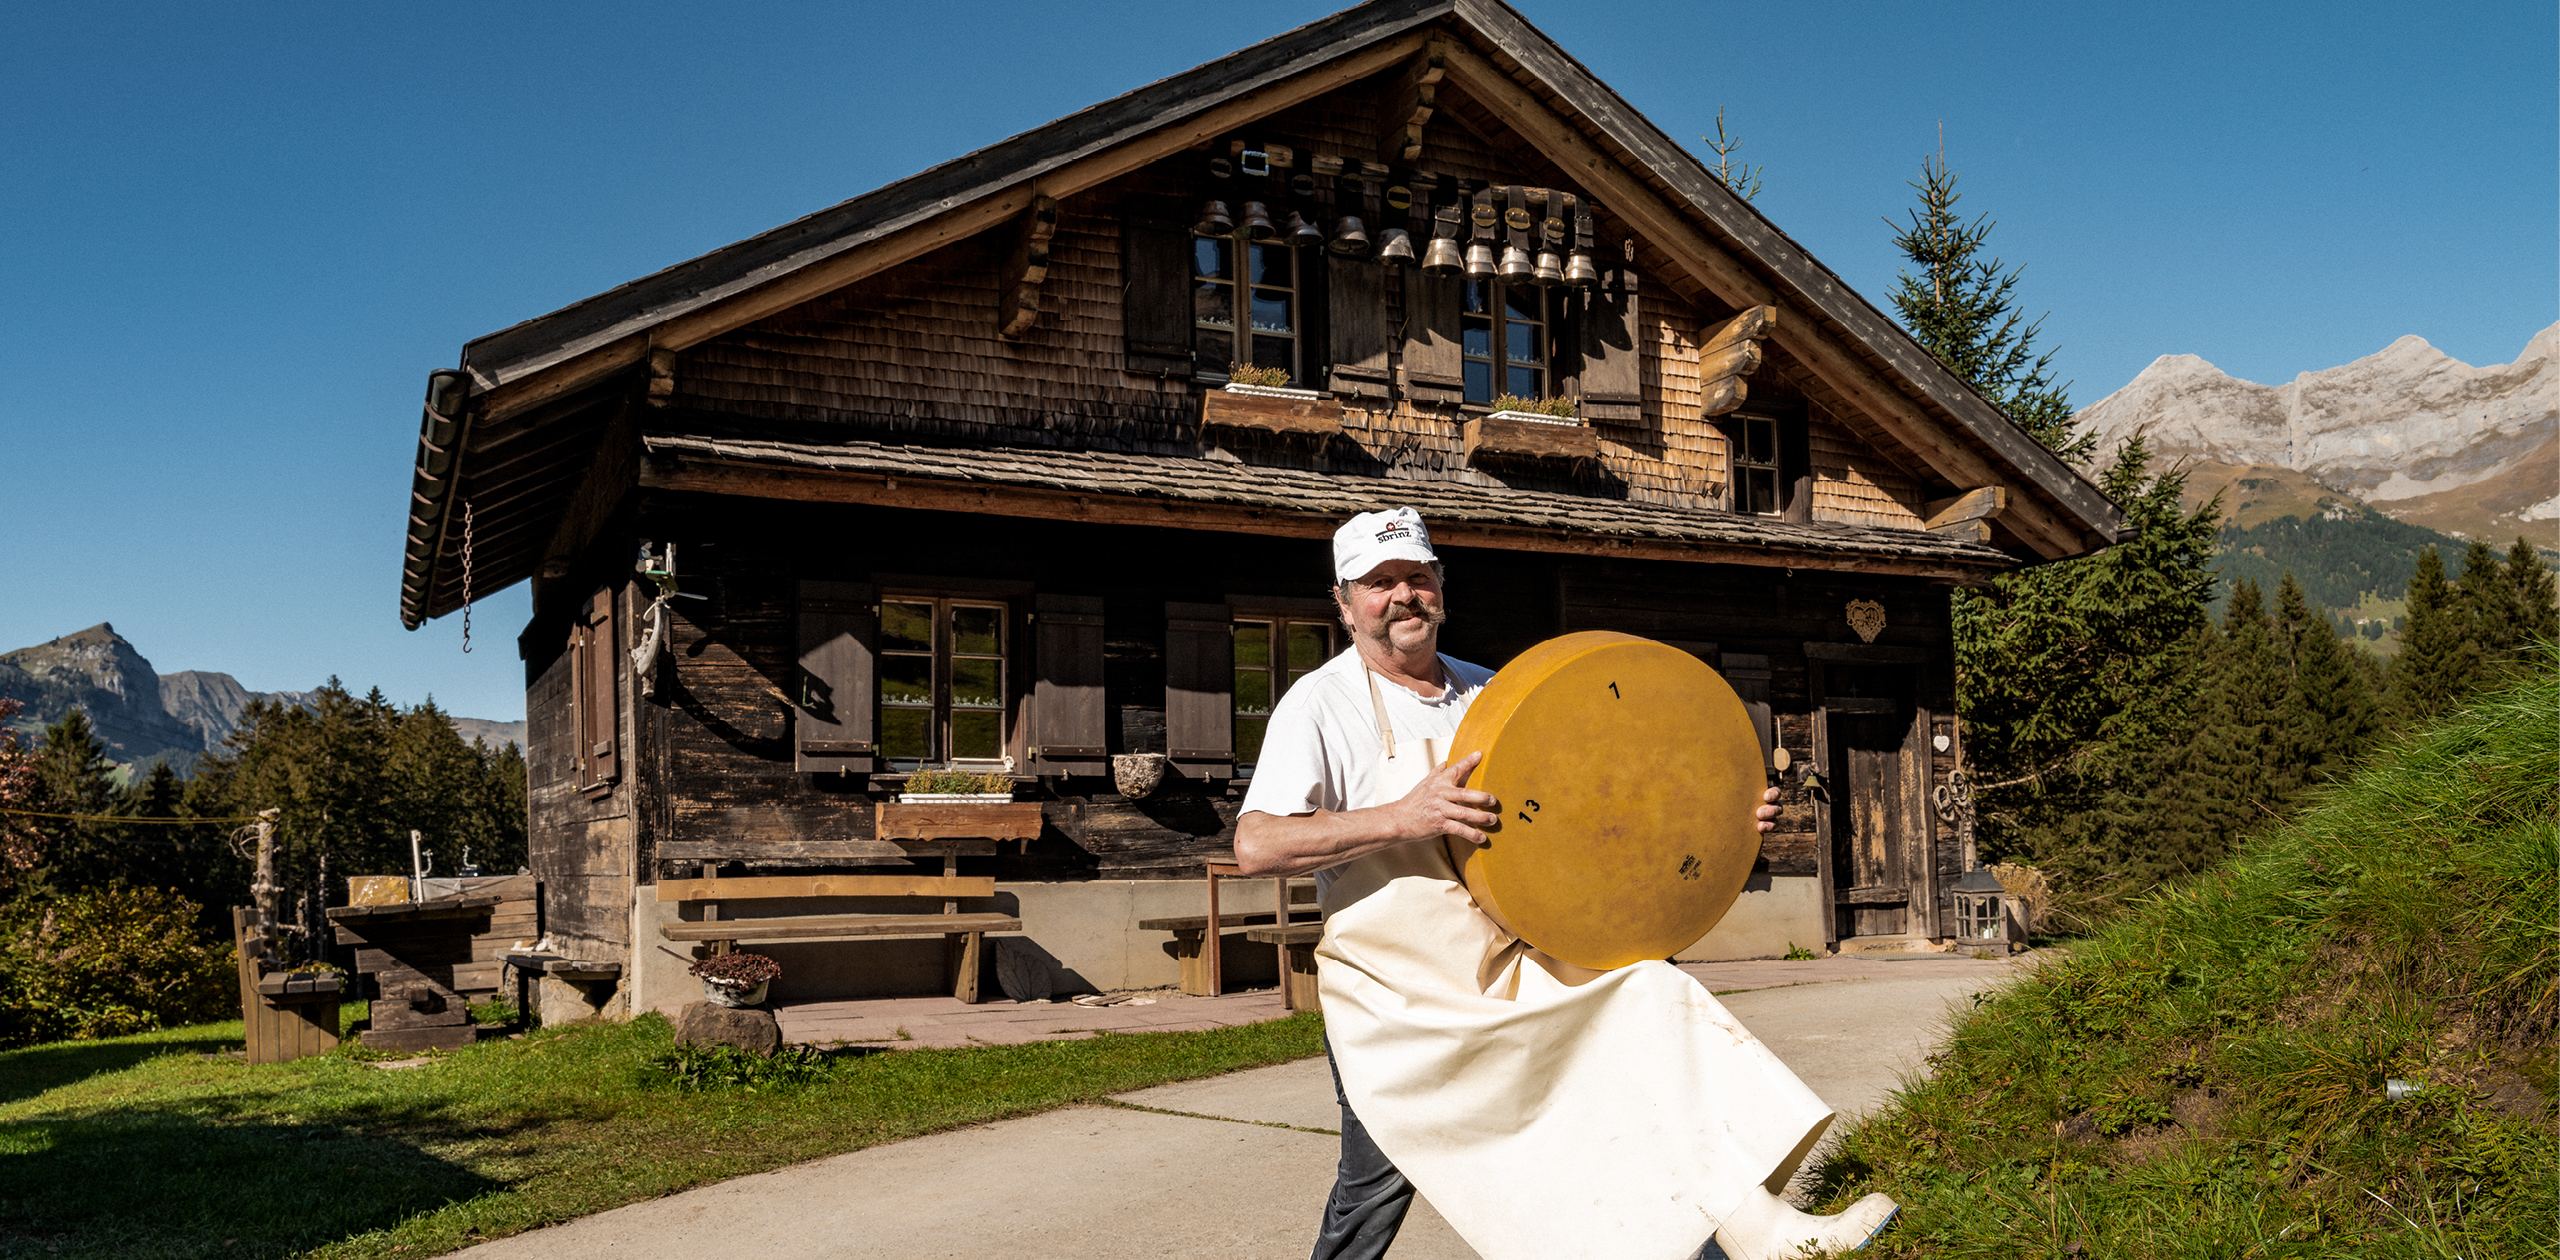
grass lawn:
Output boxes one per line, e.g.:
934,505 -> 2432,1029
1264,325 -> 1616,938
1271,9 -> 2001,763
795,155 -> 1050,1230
1807,664 -> 2556,1258
0,1005 -> 1325,1259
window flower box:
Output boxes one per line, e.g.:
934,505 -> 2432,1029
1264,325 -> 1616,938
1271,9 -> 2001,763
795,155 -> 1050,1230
1463,410 -> 1601,462
1203,383 -> 1344,437
875,800 -> 1046,843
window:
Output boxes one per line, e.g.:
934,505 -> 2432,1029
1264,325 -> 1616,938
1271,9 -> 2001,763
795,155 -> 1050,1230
1192,231 -> 1300,383
1461,280 -> 1548,403
878,597 -> 1008,767
566,589 -> 619,792
1733,413 -> 1784,515
1232,616 -> 1336,773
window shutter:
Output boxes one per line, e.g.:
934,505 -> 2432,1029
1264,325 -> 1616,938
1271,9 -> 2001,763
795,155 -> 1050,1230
1163,601 -> 1233,778
1031,594 -> 1107,775
582,589 -> 620,789
1401,270 -> 1465,405
1579,262 -> 1642,424
1780,413 -> 1814,523
1326,254 -> 1391,401
794,580 -> 878,774
1122,203 -> 1194,378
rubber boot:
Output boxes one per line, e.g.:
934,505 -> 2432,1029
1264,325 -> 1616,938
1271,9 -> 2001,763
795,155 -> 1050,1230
1709,1186 -> 1899,1260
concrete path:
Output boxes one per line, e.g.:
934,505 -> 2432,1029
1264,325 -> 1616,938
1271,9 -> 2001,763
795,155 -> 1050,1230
457,953 -> 2045,1259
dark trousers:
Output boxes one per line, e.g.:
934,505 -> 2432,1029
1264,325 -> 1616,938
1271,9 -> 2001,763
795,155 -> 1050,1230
1311,1042 -> 1415,1260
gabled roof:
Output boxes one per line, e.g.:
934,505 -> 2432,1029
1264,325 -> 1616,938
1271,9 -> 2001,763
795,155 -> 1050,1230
400,0 -> 2125,628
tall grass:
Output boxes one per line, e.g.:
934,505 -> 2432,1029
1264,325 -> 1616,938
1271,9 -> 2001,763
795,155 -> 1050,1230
1812,654 -> 2557,1259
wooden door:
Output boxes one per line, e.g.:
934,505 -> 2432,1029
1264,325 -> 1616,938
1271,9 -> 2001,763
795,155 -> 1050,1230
1828,709 -> 1927,937
1810,644 -> 1939,944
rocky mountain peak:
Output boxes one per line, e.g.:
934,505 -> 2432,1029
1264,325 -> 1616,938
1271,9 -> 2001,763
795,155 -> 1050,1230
2077,323 -> 2560,541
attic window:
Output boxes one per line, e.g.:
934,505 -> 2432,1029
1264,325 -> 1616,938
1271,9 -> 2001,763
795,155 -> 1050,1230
1192,230 -> 1300,384
1724,406 -> 1809,518
1461,280 -> 1549,403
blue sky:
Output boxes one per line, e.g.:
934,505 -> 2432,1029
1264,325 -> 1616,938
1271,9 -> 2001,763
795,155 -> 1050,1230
3,0 -> 2551,722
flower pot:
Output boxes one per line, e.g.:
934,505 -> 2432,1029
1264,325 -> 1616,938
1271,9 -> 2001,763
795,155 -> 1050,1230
1112,753 -> 1168,800
1485,408 -> 1583,427
1221,382 -> 1323,400
702,977 -> 769,1008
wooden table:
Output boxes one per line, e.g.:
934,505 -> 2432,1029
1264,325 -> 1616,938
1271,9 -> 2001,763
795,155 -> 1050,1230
329,896 -> 502,1051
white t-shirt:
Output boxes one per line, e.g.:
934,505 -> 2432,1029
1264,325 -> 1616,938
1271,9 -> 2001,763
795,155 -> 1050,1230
1238,646 -> 1497,896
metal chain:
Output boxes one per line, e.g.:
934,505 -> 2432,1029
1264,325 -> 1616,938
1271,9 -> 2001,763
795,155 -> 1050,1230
460,499 -> 476,653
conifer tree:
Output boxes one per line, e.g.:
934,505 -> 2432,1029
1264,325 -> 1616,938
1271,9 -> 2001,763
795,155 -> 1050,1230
2508,537 -> 2560,648
2388,546 -> 2479,725
1884,152 -> 2085,457
27,710 -> 119,895
2154,579 -> 2296,875
2274,571 -> 2376,783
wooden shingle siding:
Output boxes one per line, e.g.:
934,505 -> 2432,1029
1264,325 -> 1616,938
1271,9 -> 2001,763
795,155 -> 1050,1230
1809,419 -> 1925,529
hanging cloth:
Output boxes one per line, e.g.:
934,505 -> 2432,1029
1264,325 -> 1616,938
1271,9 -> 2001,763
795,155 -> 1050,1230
1315,667 -> 1836,1260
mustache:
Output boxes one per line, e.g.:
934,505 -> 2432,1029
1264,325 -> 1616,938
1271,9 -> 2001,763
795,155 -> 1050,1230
1382,598 -> 1447,627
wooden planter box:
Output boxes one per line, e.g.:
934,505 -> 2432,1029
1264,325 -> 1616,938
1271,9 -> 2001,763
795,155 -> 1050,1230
874,800 -> 1046,843
1462,411 -> 1601,463
1201,387 -> 1344,437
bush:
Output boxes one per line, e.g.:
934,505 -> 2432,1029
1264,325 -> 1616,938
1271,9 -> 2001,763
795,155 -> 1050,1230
0,887 -> 236,1046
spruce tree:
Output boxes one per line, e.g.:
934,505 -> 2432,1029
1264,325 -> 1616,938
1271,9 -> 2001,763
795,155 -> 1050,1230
28,710 -> 118,894
1884,153 -> 2085,457
2387,546 -> 2475,726
2274,571 -> 2376,783
2508,537 -> 2560,648
2162,580 -> 2297,871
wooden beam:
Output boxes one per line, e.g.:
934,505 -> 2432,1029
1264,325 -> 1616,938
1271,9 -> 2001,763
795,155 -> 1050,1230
1702,304 -> 1778,354
638,453 -> 2015,581
1378,39 -> 1450,166
657,874 -> 996,902
1701,375 -> 1745,417
1696,338 -> 1762,384
1929,519 -> 1992,543
1432,42 -> 2091,560
1923,485 -> 2008,530
997,193 -> 1061,340
645,347 -> 676,405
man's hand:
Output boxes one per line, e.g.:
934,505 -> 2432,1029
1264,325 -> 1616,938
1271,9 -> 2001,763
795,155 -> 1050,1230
1755,786 -> 1781,833
1386,750 -> 1501,847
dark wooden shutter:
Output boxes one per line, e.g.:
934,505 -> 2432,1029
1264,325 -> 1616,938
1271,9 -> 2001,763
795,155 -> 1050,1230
581,589 -> 620,788
1326,254 -> 1390,401
1031,594 -> 1107,775
1780,412 -> 1814,523
1122,203 -> 1194,378
794,580 -> 878,774
1163,602 -> 1233,778
1579,262 -> 1642,424
1402,270 -> 1464,404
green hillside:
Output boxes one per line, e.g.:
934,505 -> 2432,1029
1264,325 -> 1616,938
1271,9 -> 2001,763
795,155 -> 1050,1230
1811,660 -> 2557,1258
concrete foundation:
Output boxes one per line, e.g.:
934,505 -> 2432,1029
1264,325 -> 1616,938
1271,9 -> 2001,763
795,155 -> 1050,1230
1674,875 -> 1825,963
627,873 -> 1826,1018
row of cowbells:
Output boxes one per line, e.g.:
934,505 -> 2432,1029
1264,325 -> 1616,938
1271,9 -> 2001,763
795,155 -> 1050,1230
1194,199 -> 1603,288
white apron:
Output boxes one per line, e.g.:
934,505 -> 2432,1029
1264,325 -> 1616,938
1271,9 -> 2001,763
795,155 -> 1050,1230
1316,670 -> 1836,1260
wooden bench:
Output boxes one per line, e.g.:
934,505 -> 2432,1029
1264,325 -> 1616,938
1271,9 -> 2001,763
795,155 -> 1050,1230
1246,922 -> 1323,1012
657,871 -> 1020,1003
1141,879 -> 1320,999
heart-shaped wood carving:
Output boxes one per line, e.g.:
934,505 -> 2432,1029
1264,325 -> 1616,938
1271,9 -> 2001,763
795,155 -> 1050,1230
1846,599 -> 1886,643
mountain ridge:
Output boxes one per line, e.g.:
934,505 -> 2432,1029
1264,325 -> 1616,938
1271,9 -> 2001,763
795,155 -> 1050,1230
1,624 -> 524,776
2075,323 -> 2558,541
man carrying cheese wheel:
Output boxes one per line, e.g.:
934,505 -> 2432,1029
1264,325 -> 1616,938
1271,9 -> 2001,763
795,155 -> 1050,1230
1235,507 -> 1897,1260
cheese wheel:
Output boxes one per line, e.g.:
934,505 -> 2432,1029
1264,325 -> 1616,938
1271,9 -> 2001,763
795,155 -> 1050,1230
1444,632 -> 1763,969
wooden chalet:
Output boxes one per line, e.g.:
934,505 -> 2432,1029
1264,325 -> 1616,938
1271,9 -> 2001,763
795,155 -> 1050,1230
394,0 -> 2124,1016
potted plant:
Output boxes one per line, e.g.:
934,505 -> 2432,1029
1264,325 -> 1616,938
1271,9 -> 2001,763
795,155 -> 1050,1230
689,950 -> 782,1007
1219,362 -> 1320,400
1484,393 -> 1584,426
896,766 -> 1016,804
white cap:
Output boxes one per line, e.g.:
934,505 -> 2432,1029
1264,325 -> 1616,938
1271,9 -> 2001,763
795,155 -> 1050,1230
1333,507 -> 1438,582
